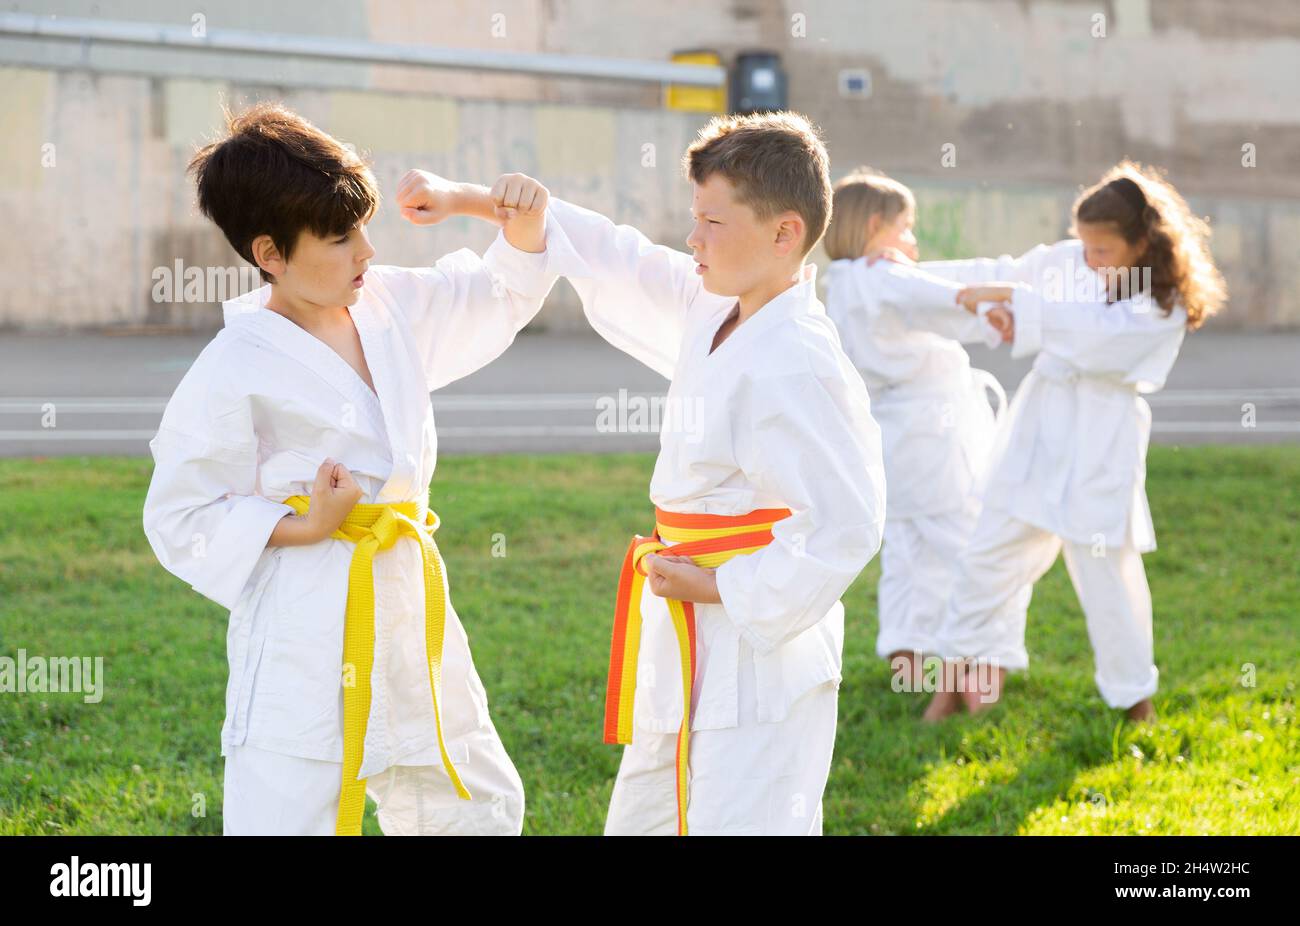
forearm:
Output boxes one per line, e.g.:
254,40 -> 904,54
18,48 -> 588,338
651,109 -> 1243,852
142,466 -> 298,610
919,256 -> 1011,285
668,565 -> 722,604
644,554 -> 722,604
875,264 -> 994,341
453,182 -> 546,253
716,528 -> 878,654
448,183 -> 501,225
540,197 -> 702,377
266,511 -> 325,547
1009,289 -> 1184,368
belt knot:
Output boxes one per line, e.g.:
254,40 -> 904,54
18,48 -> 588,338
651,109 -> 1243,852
368,506 -> 402,550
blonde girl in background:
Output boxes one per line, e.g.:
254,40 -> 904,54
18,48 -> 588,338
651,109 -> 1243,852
823,168 -> 1012,721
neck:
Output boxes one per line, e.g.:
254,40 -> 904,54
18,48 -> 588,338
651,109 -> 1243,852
736,264 -> 805,322
265,287 -> 345,331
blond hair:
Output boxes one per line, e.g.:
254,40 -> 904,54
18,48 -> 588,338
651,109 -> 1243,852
824,167 -> 916,261
682,111 -> 832,258
1072,160 -> 1226,329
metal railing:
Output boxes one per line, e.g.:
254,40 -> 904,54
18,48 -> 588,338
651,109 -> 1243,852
0,11 -> 725,86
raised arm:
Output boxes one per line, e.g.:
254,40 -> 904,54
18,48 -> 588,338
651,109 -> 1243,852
371,243 -> 552,392
1009,288 -> 1188,385
375,173 -> 556,391
535,197 -> 728,380
864,259 -> 1003,346
921,240 -> 1063,286
142,345 -> 293,611
712,366 -> 887,653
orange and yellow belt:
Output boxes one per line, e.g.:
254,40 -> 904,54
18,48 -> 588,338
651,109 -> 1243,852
604,506 -> 791,835
284,496 -> 470,836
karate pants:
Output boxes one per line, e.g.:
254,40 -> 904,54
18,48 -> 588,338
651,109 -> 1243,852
604,640 -> 839,836
876,500 -> 981,659
934,506 -> 1158,709
222,717 -> 525,835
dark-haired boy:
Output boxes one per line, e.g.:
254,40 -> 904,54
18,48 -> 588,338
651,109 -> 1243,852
143,103 -> 553,835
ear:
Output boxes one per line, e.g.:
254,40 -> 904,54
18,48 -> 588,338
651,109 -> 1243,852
251,234 -> 286,279
773,211 -> 806,257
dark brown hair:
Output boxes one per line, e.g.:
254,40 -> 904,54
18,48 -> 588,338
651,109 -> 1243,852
1072,160 -> 1226,329
188,102 -> 379,284
682,111 -> 832,259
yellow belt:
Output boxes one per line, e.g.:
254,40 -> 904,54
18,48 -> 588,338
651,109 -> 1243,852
283,495 -> 470,835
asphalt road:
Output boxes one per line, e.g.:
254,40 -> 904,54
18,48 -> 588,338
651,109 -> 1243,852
1,329 -> 1298,458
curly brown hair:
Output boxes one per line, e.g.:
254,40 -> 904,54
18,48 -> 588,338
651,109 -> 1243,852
1071,160 -> 1226,330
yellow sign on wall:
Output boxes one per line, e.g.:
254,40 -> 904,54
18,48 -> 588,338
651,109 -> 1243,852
665,51 -> 726,113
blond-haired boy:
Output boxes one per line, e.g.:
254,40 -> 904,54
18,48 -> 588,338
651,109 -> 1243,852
503,112 -> 885,834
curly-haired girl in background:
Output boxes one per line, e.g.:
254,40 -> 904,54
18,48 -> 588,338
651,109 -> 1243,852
919,161 -> 1227,722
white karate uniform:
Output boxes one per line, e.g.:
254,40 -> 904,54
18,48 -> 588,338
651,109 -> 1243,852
533,198 -> 886,834
923,240 -> 1187,707
142,234 -> 553,834
823,257 -> 1006,660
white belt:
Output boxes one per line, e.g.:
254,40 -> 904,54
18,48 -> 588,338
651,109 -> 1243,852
1033,355 -> 1137,393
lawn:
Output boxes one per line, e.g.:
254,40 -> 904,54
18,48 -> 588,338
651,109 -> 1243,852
0,446 -> 1297,835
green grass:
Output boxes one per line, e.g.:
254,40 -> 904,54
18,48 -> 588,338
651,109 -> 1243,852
0,446 -> 1297,835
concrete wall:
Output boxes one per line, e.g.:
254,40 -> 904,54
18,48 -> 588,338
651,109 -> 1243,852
0,65 -> 703,329
2,0 -> 1298,330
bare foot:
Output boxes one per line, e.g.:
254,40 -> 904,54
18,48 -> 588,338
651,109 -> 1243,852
922,689 -> 963,723
1125,698 -> 1156,722
961,664 -> 1006,714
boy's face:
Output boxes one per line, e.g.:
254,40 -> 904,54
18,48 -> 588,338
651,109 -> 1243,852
257,223 -> 376,309
686,174 -> 803,297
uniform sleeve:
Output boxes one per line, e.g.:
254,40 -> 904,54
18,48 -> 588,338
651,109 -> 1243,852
921,241 -> 1060,286
142,356 -> 293,612
534,197 -> 720,380
374,233 -> 556,392
1010,288 -> 1188,386
713,370 -> 887,654
870,261 -> 1003,347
